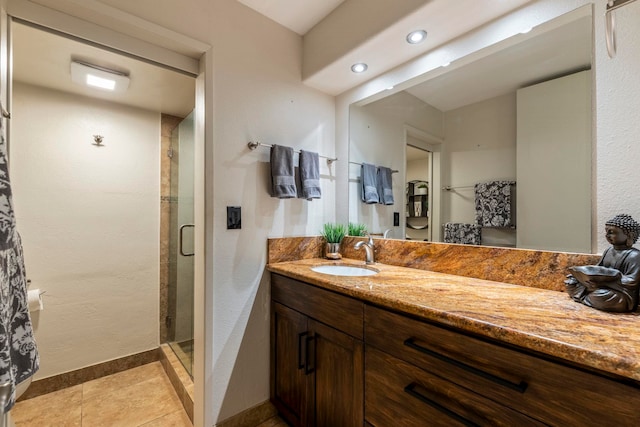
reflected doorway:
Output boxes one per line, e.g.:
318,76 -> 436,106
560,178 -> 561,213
406,145 -> 432,241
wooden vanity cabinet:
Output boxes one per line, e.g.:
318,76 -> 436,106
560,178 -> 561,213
365,305 -> 640,427
271,274 -> 364,427
271,272 -> 640,426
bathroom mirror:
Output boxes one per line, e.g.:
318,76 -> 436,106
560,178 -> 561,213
348,6 -> 593,253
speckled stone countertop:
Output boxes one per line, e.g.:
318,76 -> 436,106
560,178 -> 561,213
267,257 -> 640,383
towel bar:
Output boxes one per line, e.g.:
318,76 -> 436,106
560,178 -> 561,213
247,141 -> 337,164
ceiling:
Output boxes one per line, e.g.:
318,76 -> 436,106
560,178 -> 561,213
236,0 -> 345,35
405,14 -> 592,112
12,21 -> 195,118
11,1 -> 590,117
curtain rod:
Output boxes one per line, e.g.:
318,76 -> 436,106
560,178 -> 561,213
348,161 -> 398,173
247,141 -> 337,164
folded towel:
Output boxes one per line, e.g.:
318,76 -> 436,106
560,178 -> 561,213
377,166 -> 394,205
299,150 -> 321,200
443,223 -> 481,245
270,145 -> 297,198
361,163 -> 379,204
474,181 -> 516,227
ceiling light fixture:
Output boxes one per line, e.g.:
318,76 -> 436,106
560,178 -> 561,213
351,63 -> 368,73
406,30 -> 427,44
70,61 -> 130,92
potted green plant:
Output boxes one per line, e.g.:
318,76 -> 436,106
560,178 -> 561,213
415,182 -> 428,195
348,222 -> 368,237
321,223 -> 347,259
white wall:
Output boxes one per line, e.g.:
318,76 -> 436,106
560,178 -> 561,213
349,91 -> 442,236
443,93 -> 517,247
65,1 -> 337,424
517,71 -> 592,253
594,0 -> 640,252
10,82 -> 160,379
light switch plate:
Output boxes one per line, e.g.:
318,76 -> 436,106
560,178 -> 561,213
227,206 -> 241,229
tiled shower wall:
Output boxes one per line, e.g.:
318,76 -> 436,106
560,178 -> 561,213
160,114 -> 182,343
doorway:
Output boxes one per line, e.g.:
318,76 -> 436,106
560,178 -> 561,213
405,144 -> 432,241
404,126 -> 442,242
9,19 -> 197,380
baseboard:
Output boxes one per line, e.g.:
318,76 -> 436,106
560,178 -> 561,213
215,401 -> 278,427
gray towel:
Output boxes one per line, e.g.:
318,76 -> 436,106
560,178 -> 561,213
377,166 -> 394,205
270,145 -> 297,198
361,163 -> 379,204
299,150 -> 321,200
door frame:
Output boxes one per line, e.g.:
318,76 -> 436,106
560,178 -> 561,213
0,2 -> 210,425
404,125 -> 443,242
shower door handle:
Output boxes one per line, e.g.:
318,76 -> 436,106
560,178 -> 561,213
179,224 -> 195,256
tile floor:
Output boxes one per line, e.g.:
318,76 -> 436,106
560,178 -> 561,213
11,362 -> 192,426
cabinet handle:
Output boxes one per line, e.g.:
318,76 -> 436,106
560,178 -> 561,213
404,338 -> 528,393
297,332 -> 308,369
305,335 -> 316,375
404,382 -> 479,427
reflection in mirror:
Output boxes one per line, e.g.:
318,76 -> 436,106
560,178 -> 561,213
349,6 -> 593,253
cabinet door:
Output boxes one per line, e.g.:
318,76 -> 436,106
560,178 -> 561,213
309,319 -> 364,427
271,302 -> 310,427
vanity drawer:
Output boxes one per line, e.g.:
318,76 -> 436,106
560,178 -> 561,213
365,346 -> 545,427
365,305 -> 640,426
271,274 -> 364,339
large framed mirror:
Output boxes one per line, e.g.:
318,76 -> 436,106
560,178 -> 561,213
349,5 -> 593,253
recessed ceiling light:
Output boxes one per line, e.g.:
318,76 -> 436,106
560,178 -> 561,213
520,27 -> 533,34
351,63 -> 368,73
406,30 -> 427,44
441,62 -> 451,68
70,61 -> 130,92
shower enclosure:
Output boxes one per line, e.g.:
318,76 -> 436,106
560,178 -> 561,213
167,112 -> 195,375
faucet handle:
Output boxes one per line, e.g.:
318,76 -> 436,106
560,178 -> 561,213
366,232 -> 374,246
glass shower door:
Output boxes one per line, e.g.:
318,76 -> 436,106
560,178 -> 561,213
168,111 -> 195,376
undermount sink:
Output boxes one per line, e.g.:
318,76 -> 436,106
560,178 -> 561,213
311,264 -> 378,276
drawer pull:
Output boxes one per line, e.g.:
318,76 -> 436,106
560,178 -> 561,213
404,382 -> 479,427
404,338 -> 528,393
305,335 -> 316,375
297,332 -> 308,369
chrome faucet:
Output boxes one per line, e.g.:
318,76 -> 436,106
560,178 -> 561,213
354,233 -> 375,264
383,228 -> 393,239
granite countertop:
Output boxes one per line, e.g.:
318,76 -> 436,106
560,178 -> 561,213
267,257 -> 640,383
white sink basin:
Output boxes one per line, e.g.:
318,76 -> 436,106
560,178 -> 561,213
311,265 -> 378,276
